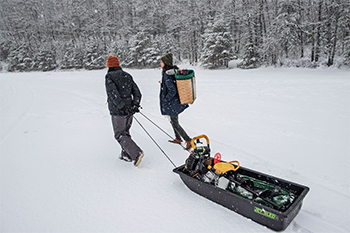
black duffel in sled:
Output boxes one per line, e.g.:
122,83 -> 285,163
173,135 -> 309,231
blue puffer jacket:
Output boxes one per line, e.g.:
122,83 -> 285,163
159,69 -> 188,116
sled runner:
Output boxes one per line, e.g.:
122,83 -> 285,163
173,135 -> 309,231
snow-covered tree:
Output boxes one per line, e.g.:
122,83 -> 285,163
201,17 -> 233,67
1,0 -> 349,71
7,44 -> 33,72
124,31 -> 150,68
238,41 -> 260,69
32,51 -> 56,71
83,42 -> 105,70
60,43 -> 84,70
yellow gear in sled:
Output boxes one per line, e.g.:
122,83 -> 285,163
213,161 -> 240,175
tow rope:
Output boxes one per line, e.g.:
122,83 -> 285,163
133,113 -> 177,167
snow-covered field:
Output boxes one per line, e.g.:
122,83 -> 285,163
1,67 -> 349,233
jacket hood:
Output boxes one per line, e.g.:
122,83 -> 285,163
165,68 -> 178,76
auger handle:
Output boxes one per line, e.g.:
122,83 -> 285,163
227,160 -> 240,171
190,135 -> 210,150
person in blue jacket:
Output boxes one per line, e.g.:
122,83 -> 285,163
159,53 -> 192,150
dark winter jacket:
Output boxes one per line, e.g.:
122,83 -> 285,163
105,67 -> 142,116
159,68 -> 188,116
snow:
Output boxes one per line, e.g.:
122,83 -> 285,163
1,67 -> 349,233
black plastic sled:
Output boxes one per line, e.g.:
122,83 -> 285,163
173,135 -> 309,232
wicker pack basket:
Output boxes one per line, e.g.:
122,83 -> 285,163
175,69 -> 196,104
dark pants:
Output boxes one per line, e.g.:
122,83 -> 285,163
111,115 -> 142,160
170,115 -> 191,142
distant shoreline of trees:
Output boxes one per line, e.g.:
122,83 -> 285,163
0,0 -> 349,72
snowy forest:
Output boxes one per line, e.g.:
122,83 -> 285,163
0,0 -> 349,72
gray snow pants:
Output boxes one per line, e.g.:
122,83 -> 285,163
111,115 -> 142,160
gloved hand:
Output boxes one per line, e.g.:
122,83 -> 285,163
123,106 -> 134,115
131,105 -> 140,113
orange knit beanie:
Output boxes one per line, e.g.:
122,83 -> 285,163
106,56 -> 120,68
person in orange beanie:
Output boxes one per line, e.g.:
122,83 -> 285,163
105,55 -> 144,166
106,55 -> 120,68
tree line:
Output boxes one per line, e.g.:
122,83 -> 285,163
0,0 -> 349,72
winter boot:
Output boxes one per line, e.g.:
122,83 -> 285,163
168,138 -> 183,144
134,152 -> 144,167
185,140 -> 192,150
119,150 -> 132,162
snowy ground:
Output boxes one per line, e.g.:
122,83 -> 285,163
1,67 -> 349,233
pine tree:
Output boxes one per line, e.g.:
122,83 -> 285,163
1,0 -> 349,71
60,43 -> 83,70
7,44 -> 33,72
125,31 -> 150,68
201,17 -> 233,67
83,42 -> 105,70
33,51 -> 56,71
143,40 -> 162,68
238,41 -> 260,69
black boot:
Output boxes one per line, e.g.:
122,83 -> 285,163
119,150 -> 132,162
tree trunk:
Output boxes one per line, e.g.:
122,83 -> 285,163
311,24 -> 315,62
327,2 -> 340,66
315,0 -> 323,62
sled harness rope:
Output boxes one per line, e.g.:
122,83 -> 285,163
139,112 -> 186,150
139,112 -> 173,139
134,113 -> 176,168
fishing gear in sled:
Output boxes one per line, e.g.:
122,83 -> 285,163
174,134 -> 310,232
184,135 -> 240,186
